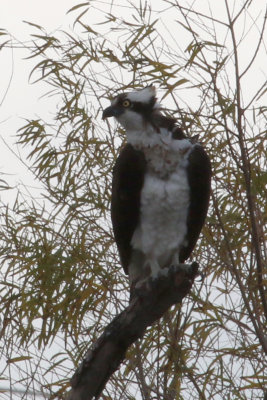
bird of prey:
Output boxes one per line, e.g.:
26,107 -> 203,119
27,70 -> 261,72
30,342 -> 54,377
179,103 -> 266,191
103,86 -> 211,289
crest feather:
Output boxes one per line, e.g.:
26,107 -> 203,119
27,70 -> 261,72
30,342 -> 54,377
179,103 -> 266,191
127,86 -> 156,104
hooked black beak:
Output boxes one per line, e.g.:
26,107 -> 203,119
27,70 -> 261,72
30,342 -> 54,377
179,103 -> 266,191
102,105 -> 123,120
102,106 -> 114,120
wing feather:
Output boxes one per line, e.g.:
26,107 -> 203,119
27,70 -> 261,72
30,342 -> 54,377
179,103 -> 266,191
179,144 -> 211,262
111,144 -> 146,274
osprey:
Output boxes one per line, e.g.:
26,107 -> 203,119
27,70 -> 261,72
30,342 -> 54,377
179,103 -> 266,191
103,86 -> 211,289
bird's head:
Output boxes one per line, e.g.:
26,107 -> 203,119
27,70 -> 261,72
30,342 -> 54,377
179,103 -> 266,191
102,86 -> 158,131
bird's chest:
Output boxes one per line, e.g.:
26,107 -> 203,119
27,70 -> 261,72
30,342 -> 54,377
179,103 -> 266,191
129,131 -> 193,262
131,157 -> 190,262
138,139 -> 192,217
129,131 -> 192,178
141,167 -> 189,227
142,144 -> 179,177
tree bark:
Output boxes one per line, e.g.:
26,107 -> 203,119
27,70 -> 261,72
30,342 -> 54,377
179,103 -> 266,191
66,262 -> 199,400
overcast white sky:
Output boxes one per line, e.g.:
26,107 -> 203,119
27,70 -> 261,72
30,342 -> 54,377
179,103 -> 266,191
0,0 -> 78,203
0,0 -> 75,120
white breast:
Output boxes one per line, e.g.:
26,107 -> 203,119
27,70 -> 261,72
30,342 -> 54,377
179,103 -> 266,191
129,127 -> 194,276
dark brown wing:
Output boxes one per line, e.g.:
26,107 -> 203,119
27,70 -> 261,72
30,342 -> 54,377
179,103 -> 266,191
179,144 -> 211,262
111,144 -> 147,274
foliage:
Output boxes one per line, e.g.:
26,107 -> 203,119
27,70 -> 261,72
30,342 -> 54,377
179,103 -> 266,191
0,1 -> 266,399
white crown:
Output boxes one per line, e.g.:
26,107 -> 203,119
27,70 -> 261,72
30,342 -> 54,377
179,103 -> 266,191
127,86 -> 156,103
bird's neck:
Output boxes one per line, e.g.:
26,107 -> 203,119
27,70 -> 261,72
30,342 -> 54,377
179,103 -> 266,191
126,125 -> 162,149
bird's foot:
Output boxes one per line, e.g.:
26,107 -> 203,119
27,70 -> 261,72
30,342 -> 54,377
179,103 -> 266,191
130,272 -> 164,301
130,262 -> 199,302
169,262 -> 199,276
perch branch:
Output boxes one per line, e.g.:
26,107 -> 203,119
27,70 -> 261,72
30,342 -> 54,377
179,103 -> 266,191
66,262 -> 199,400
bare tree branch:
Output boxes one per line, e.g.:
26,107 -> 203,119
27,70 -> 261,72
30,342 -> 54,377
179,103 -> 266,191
66,263 -> 199,400
225,0 -> 267,321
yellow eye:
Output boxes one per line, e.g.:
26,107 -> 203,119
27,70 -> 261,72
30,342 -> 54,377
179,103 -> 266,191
122,99 -> 131,108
